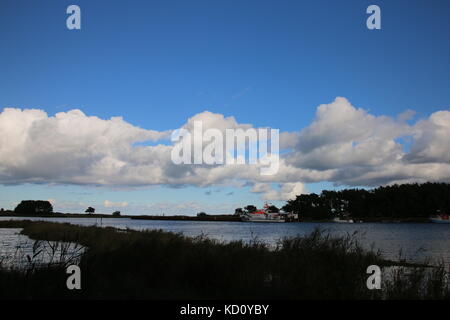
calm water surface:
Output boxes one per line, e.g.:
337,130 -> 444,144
1,217 -> 449,266
0,227 -> 83,269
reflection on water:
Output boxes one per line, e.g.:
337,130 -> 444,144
0,227 -> 84,270
0,217 -> 449,266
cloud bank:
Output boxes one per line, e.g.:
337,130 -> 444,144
1,97 -> 449,201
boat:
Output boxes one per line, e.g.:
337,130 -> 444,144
333,216 -> 354,223
430,213 -> 450,224
330,200 -> 354,223
240,203 -> 285,223
331,207 -> 353,223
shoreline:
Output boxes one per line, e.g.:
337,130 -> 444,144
0,212 -> 433,223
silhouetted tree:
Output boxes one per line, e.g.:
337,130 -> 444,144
244,205 -> 257,213
14,200 -> 53,215
280,182 -> 450,220
85,207 -> 95,214
267,205 -> 279,213
281,203 -> 293,213
112,211 -> 121,217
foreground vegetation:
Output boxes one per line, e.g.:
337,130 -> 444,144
0,220 -> 448,299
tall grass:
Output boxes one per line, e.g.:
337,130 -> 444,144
0,220 -> 448,299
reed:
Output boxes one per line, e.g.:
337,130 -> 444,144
0,220 -> 448,299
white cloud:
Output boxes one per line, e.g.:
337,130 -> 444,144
286,97 -> 410,170
405,111 -> 450,163
1,98 -> 450,201
250,183 -> 272,193
283,97 -> 450,186
103,200 -> 128,208
0,108 -> 171,185
251,182 -> 308,201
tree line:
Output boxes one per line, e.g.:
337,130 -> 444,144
8,182 -> 450,220
11,201 -> 120,216
236,183 -> 450,220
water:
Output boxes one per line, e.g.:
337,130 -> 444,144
1,216 -> 449,266
0,227 -> 84,269
0,228 -> 30,267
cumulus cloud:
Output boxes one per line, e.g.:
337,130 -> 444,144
286,97 -> 410,170
103,200 -> 128,208
251,182 -> 308,201
283,97 -> 450,186
405,111 -> 450,164
0,108 -> 171,185
1,97 -> 450,200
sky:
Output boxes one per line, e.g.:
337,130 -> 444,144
1,0 -> 450,214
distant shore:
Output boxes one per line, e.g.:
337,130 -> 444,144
0,211 -> 125,219
0,211 -> 241,221
131,214 -> 241,222
0,210 -> 432,223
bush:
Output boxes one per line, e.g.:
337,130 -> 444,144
14,200 -> 53,215
0,221 -> 448,299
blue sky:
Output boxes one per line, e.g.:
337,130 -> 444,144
1,0 -> 450,214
